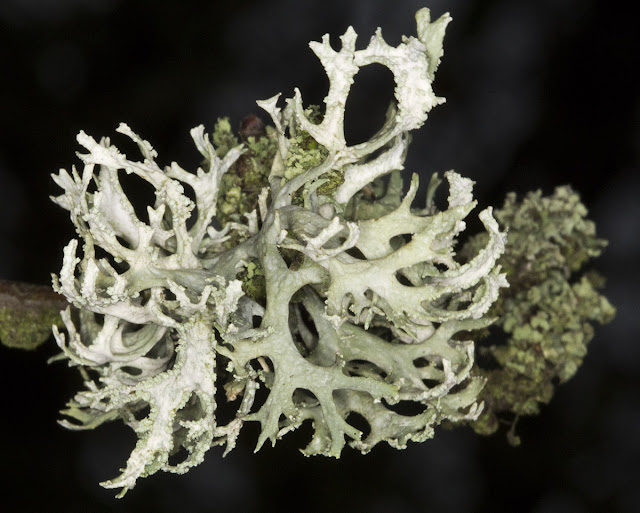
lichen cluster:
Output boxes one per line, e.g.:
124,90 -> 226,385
44,6 -> 613,497
212,117 -> 276,230
461,187 -> 616,442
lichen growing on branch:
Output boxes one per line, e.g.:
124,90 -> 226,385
42,6 -> 613,497
460,187 -> 615,442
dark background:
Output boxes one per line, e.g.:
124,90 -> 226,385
1,0 -> 638,512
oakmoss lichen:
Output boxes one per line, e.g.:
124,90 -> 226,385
43,7 -> 614,496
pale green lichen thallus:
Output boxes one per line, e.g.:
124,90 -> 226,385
48,6 -> 612,497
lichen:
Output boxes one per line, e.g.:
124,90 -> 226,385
461,187 -> 615,442
236,259 -> 266,303
213,117 -> 277,237
43,5 -> 613,497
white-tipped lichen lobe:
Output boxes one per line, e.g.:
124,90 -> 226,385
51,8 -> 510,494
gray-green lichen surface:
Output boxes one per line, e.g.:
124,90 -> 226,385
50,8 -> 510,496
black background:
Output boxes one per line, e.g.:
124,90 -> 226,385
0,0 -> 638,512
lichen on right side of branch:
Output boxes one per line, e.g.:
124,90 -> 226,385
460,186 -> 616,443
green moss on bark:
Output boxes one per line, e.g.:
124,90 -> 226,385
0,280 -> 67,350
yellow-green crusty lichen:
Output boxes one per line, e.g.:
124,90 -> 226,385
214,117 -> 277,231
283,106 -> 336,200
461,187 -> 615,442
236,259 -> 266,303
283,108 -> 329,179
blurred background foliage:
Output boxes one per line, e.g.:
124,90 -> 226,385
0,0 -> 638,512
